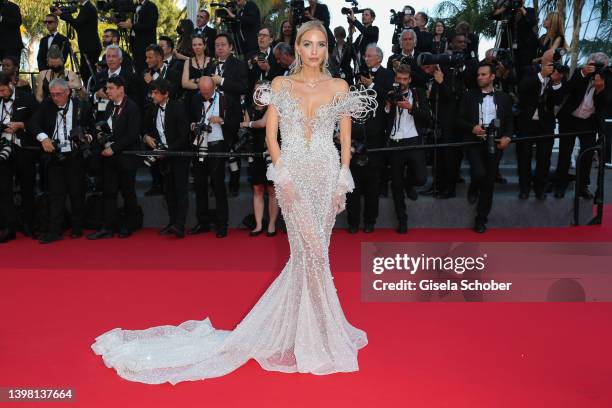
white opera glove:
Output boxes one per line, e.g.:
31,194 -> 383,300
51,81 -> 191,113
267,158 -> 297,210
332,166 -> 355,214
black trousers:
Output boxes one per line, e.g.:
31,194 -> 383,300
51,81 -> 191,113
102,157 -> 138,231
388,138 -> 427,223
346,157 -> 382,227
516,119 -> 554,194
556,115 -> 596,190
162,158 -> 190,228
465,144 -> 503,223
0,158 -> 16,230
46,155 -> 86,234
436,123 -> 463,195
193,142 -> 229,227
14,147 -> 39,229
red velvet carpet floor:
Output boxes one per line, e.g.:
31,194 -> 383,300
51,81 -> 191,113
2,213 -> 612,407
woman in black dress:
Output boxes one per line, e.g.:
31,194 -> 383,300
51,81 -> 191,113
181,35 -> 211,113
431,20 -> 448,54
240,81 -> 279,237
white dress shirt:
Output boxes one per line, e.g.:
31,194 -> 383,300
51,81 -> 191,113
156,102 -> 168,145
37,100 -> 74,153
204,92 -> 224,143
390,90 -> 419,141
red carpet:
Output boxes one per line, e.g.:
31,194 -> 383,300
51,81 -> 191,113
2,210 -> 612,407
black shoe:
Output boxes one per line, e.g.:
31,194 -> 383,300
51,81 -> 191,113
363,223 -> 375,233
495,175 -> 508,184
348,225 -> 358,234
168,224 -> 185,238
21,224 -> 33,238
118,227 -> 132,238
87,229 -> 113,240
397,223 -> 408,234
473,220 -> 487,234
144,185 -> 163,196
249,229 -> 263,237
535,191 -> 547,201
419,185 -> 435,196
405,186 -> 418,201
70,228 -> 83,239
189,223 -> 210,235
467,188 -> 479,205
554,186 -> 566,199
579,188 -> 594,199
216,226 -> 228,238
266,230 -> 277,237
518,190 -> 529,200
40,233 -> 64,244
159,224 -> 173,236
0,229 -> 16,244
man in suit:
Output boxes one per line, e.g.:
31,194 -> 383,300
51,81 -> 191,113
143,79 -> 190,238
414,12 -> 433,54
225,0 -> 261,57
346,44 -> 394,233
516,49 -> 564,200
206,33 -> 249,197
56,0 -> 101,85
119,0 -> 158,76
347,8 -> 378,65
92,45 -> 137,121
246,27 -> 279,100
141,44 -> 181,108
37,14 -> 71,71
158,36 -> 184,74
189,76 -> 232,238
0,0 -> 22,65
554,53 -> 609,199
28,78 -> 93,244
193,9 -> 217,55
87,76 -> 141,240
384,64 -> 431,233
98,28 -> 134,73
0,72 -> 38,243
457,63 -> 513,233
273,42 -> 295,77
329,26 -> 354,84
386,29 -> 427,88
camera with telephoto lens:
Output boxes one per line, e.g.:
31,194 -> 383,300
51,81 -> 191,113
70,126 -> 95,160
341,0 -> 364,15
0,136 -> 12,161
587,61 -> 612,78
233,127 -> 254,153
193,119 -> 210,162
256,52 -> 267,63
144,141 -> 168,167
483,119 -> 501,155
211,1 -> 237,20
417,51 -> 465,68
94,121 -> 114,153
97,0 -> 136,23
50,0 -> 79,14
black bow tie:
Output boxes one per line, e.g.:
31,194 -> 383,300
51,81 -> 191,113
2,98 -> 11,103
159,106 -> 165,112
482,92 -> 494,97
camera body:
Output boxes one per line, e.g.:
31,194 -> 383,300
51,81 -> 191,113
341,0 -> 362,15
211,1 -> 237,20
483,119 -> 501,155
50,0 -> 79,15
387,83 -> 405,103
143,141 -> 168,168
97,0 -> 136,24
588,62 -> 612,78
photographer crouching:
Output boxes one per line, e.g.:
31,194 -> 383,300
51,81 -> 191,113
28,79 -> 93,244
87,76 -> 141,240
384,64 -> 431,234
142,79 -> 189,238
457,63 -> 513,233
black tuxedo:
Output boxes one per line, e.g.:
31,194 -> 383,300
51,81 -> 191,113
246,48 -> 279,100
193,25 -> 217,56
233,0 -> 260,55
415,29 -> 433,54
37,32 -> 71,71
140,65 -> 181,109
457,89 -> 514,224
92,67 -> 138,119
329,42 -> 354,84
130,0 -> 159,74
98,47 -> 135,74
28,97 -> 93,235
144,100 -> 190,228
516,72 -> 565,194
60,1 -> 102,83
385,86 -> 431,225
353,21 -> 379,61
0,1 -> 23,63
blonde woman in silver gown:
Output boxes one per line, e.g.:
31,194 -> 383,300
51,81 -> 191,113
91,21 -> 377,384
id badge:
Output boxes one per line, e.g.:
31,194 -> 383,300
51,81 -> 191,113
98,99 -> 109,112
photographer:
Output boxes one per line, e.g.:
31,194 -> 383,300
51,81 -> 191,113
55,0 -> 102,84
247,27 -> 279,98
158,35 -> 184,74
29,78 -> 93,244
87,76 -> 141,240
516,49 -> 564,200
413,12 -> 433,53
92,45 -> 137,121
554,53 -> 609,199
273,42 -> 295,77
348,8 -> 378,64
387,29 -> 426,88
346,44 -> 393,234
390,6 -> 416,54
99,28 -> 134,73
384,64 -> 430,233
141,44 -> 181,108
223,0 -> 261,56
189,76 -> 231,238
193,9 -> 217,54
0,0 -> 22,65
0,72 -> 38,243
457,63 -> 513,233
330,26 -> 354,83
118,0 -> 158,76
37,14 -> 71,71
142,79 -> 189,238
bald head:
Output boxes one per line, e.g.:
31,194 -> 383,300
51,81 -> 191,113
198,76 -> 215,99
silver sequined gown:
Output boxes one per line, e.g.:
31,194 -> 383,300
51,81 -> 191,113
91,80 -> 378,385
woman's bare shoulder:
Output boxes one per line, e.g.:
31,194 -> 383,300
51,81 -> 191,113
330,78 -> 350,94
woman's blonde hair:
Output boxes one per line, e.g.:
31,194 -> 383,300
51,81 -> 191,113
544,12 -> 566,49
291,20 -> 330,76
